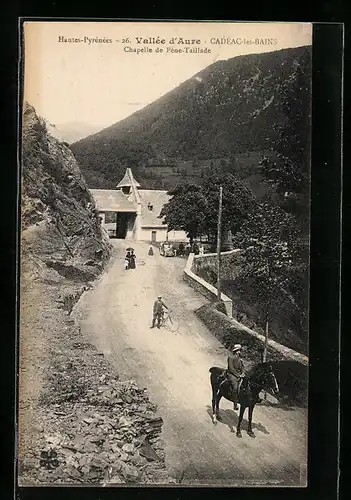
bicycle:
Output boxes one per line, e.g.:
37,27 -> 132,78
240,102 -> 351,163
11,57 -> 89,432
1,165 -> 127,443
160,309 -> 179,333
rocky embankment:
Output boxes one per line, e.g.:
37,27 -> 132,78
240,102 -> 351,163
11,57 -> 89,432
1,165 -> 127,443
19,103 -> 174,485
21,102 -> 111,281
19,303 -> 173,485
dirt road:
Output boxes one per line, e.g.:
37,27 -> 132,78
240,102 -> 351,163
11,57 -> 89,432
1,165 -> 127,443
74,240 -> 307,486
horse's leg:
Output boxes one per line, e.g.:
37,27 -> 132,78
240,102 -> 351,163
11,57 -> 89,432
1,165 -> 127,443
236,404 -> 245,438
212,393 -> 222,424
216,395 -> 221,420
212,394 -> 217,424
247,405 -> 255,437
211,381 -> 218,424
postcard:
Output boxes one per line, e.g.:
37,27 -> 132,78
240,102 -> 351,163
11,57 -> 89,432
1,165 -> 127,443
18,20 -> 312,487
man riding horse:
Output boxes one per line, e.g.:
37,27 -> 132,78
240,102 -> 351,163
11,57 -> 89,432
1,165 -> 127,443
226,344 -> 246,410
217,344 -> 262,410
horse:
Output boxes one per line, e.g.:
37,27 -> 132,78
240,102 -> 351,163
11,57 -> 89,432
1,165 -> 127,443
209,362 -> 280,438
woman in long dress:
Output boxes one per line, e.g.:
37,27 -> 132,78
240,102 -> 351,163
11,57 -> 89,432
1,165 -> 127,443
129,250 -> 136,269
125,251 -> 131,270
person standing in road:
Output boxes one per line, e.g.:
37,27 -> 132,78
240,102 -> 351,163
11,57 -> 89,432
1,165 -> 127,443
150,296 -> 168,329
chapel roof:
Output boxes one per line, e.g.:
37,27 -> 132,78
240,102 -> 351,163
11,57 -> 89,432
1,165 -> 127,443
90,189 -> 137,212
116,168 -> 141,189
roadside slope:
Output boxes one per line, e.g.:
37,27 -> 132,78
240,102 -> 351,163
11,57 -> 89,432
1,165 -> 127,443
19,102 -> 111,484
21,102 -> 111,280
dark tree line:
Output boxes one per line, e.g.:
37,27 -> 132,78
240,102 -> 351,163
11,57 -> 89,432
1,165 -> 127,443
159,166 -> 256,245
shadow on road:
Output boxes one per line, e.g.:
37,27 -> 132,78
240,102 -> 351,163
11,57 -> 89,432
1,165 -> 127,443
206,406 -> 269,435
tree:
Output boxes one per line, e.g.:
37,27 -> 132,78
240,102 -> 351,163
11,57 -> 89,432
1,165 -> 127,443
233,203 -> 299,359
160,168 -> 257,246
159,183 -> 207,244
201,167 -> 257,239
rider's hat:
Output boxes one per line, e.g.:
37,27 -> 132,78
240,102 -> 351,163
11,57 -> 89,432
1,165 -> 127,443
233,344 -> 242,352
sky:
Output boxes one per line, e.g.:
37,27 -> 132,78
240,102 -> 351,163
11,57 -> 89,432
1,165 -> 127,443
24,22 -> 312,129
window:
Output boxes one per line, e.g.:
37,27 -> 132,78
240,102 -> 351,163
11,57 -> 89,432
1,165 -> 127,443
104,212 -> 116,223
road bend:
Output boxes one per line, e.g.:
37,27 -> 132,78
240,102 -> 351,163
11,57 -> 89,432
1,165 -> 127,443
75,240 -> 307,486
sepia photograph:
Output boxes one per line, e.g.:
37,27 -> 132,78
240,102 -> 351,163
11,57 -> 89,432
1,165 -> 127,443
18,21 -> 312,487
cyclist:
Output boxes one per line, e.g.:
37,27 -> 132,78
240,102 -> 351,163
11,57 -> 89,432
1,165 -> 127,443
150,295 -> 169,329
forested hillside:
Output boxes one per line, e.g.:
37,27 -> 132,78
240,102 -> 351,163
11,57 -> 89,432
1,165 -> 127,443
71,45 -> 311,194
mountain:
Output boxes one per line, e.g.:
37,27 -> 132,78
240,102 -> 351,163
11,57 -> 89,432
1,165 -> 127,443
47,121 -> 102,144
71,46 -> 311,191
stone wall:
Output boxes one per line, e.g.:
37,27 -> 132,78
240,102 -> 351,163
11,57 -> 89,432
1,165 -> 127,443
192,249 -> 243,280
184,252 -> 309,368
191,247 -> 308,354
183,253 -> 233,317
196,302 -> 308,367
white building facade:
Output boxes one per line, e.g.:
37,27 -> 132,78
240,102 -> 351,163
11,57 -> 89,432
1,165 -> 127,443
90,168 -> 187,243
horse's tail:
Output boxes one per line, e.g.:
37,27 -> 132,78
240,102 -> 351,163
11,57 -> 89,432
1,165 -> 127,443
209,367 -> 224,375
